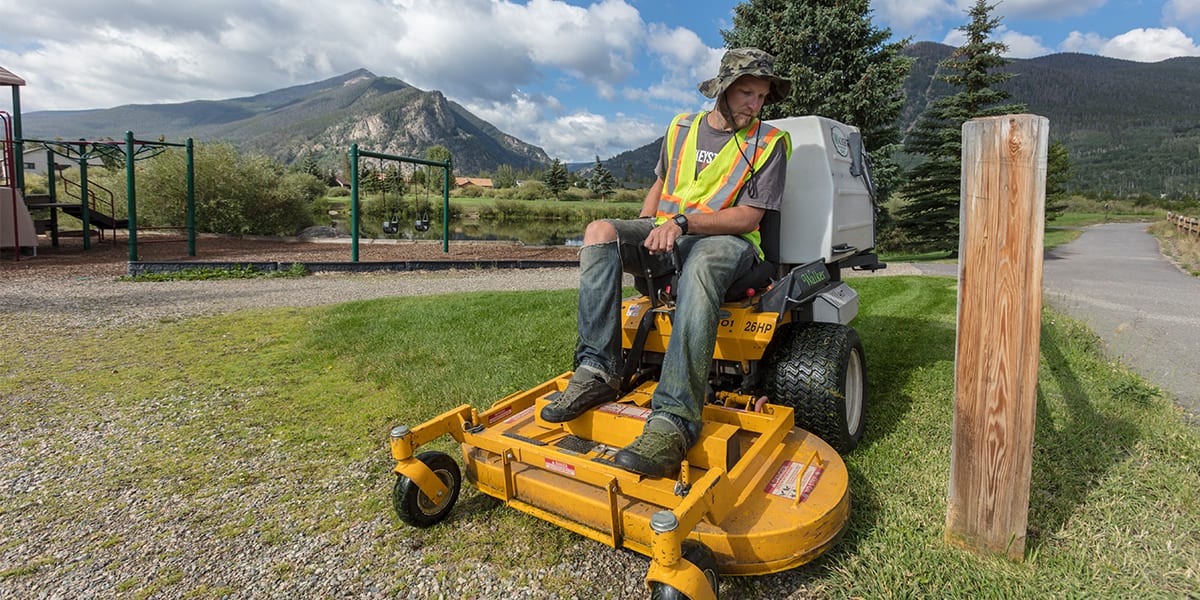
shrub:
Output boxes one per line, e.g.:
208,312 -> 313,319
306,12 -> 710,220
614,189 -> 643,203
514,181 -> 549,201
457,185 -> 485,198
138,142 -> 316,236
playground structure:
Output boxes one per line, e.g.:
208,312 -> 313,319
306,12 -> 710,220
1,64 -> 198,261
0,67 -> 35,257
17,133 -> 197,261
4,62 -> 467,267
5,133 -> 198,261
1,111 -> 37,255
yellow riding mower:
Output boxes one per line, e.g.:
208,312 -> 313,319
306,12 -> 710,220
387,116 -> 883,599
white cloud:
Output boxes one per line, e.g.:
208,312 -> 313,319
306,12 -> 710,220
1059,30 -> 1106,54
0,0 -> 656,109
876,0 -> 1107,41
998,31 -> 1053,58
0,0 -> 691,162
872,0 -> 959,38
465,92 -> 659,162
1164,0 -> 1200,26
538,111 -> 658,162
625,24 -> 718,110
1060,27 -> 1200,61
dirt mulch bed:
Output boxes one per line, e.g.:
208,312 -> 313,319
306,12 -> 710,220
0,233 -> 580,280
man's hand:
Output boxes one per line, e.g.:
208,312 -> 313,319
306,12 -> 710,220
643,220 -> 682,254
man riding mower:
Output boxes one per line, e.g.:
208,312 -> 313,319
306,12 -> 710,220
387,117 -> 881,600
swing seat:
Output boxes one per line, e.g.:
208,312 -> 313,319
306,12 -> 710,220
414,218 -> 430,232
383,220 -> 400,235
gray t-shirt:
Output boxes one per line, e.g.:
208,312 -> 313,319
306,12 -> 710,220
654,114 -> 787,212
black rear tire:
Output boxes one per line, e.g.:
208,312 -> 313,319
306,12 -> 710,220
649,540 -> 720,600
762,322 -> 867,453
392,451 -> 461,528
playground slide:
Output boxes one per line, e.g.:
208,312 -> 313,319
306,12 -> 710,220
1,187 -> 37,252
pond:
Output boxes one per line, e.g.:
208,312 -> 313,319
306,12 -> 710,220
373,218 -> 586,246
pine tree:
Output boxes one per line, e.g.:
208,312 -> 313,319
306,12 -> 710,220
722,0 -> 911,201
895,0 -> 1026,254
588,156 -> 616,201
300,153 -> 321,178
424,145 -> 453,191
493,164 -> 517,189
543,159 -> 568,200
1045,141 -> 1072,221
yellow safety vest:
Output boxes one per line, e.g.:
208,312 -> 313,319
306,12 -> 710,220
655,111 -> 791,260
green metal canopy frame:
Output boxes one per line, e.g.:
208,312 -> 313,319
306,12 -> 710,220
22,132 -> 196,259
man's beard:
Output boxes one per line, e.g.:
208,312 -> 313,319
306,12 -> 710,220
731,112 -> 755,129
717,95 -> 756,131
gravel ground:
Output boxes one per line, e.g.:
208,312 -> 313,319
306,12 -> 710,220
0,236 -> 917,599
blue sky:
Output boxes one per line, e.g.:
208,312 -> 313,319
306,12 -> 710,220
2,0 -> 1198,164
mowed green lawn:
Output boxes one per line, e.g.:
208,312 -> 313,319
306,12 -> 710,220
1,276 -> 1196,598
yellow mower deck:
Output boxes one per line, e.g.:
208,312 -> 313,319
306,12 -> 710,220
390,372 -> 849,596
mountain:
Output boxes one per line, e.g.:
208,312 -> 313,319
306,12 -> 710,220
23,51 -> 1200,197
571,137 -> 661,184
21,69 -> 550,175
599,139 -> 662,185
899,42 -> 1200,197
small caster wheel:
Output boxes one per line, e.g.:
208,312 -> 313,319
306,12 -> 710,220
392,450 -> 461,527
650,540 -> 720,599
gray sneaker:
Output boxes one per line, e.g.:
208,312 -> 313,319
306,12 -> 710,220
540,367 -> 618,423
613,417 -> 689,478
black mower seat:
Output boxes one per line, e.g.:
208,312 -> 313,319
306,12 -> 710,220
624,209 -> 784,303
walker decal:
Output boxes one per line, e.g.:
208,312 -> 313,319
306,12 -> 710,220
545,458 -> 576,477
764,460 -> 824,502
830,125 -> 850,157
626,304 -> 642,317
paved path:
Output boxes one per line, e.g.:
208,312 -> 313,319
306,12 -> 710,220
918,222 -> 1199,419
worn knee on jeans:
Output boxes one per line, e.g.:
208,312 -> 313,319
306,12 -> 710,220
583,220 -> 619,245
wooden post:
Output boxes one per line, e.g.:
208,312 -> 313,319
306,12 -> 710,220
946,114 -> 1048,560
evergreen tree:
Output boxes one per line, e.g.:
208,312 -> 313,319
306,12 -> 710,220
300,153 -> 321,178
493,164 -> 517,189
895,0 -> 1026,254
588,156 -> 616,201
1045,141 -> 1072,221
722,0 -> 911,202
543,159 -> 568,200
424,145 -> 453,191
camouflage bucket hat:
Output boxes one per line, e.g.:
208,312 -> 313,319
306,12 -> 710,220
698,47 -> 792,105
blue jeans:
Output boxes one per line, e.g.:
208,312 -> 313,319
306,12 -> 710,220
575,219 -> 757,446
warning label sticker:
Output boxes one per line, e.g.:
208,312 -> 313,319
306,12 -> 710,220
596,403 -> 651,421
502,406 -> 534,425
764,460 -> 824,502
488,406 -> 514,425
545,458 -> 576,477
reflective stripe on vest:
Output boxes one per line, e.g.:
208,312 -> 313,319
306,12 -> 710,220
655,111 -> 790,260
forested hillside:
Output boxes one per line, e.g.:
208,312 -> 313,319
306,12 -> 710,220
901,42 -> 1200,198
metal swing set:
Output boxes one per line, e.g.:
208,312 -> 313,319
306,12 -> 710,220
349,144 -> 450,260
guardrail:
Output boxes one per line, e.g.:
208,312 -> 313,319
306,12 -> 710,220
1168,212 -> 1200,238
